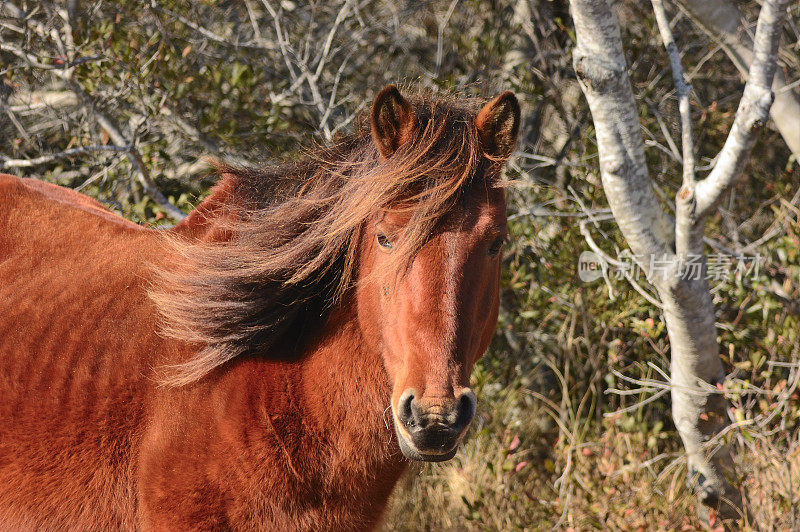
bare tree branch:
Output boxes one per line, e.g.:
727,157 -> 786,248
651,0 -> 699,260
152,5 -> 277,51
651,0 -> 695,189
676,0 -> 800,158
695,0 -> 788,218
4,90 -> 77,112
0,145 -> 129,169
71,84 -> 186,221
95,113 -> 186,221
435,0 -> 459,79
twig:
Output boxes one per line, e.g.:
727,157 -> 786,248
603,388 -> 669,417
652,0 -> 699,259
434,0 -> 458,78
70,84 -> 186,221
0,145 -> 130,169
152,4 -> 276,51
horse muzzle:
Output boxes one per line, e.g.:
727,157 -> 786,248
392,388 -> 476,462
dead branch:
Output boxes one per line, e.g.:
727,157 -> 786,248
0,145 -> 129,169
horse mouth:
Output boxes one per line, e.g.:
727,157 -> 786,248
392,415 -> 462,462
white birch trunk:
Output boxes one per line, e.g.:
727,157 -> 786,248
568,0 -> 787,520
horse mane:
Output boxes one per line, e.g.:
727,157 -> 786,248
152,92 -> 506,386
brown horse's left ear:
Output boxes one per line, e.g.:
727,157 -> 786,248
476,91 -> 521,159
371,85 -> 417,159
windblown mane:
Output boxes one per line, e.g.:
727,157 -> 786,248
153,92 -> 505,386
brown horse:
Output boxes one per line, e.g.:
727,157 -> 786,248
0,85 -> 519,530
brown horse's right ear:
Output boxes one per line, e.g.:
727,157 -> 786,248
476,91 -> 521,160
370,85 -> 417,159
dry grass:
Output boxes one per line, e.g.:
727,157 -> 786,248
383,360 -> 800,530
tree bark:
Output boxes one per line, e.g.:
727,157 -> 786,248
568,0 -> 787,521
676,0 -> 800,158
569,1 -> 674,267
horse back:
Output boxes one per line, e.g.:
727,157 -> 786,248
0,174 -> 173,528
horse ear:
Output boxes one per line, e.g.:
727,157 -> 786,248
475,91 -> 521,159
370,85 -> 417,159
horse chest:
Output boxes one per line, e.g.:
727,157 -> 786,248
137,375 -> 403,531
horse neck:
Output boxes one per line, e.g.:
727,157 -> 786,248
294,300 -> 406,486
300,301 -> 394,446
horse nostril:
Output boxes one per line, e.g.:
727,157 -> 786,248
455,389 -> 476,429
397,389 -> 416,428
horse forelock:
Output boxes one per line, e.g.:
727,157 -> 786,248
152,92 -> 509,386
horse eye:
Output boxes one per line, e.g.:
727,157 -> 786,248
376,233 -> 394,250
488,236 -> 505,257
